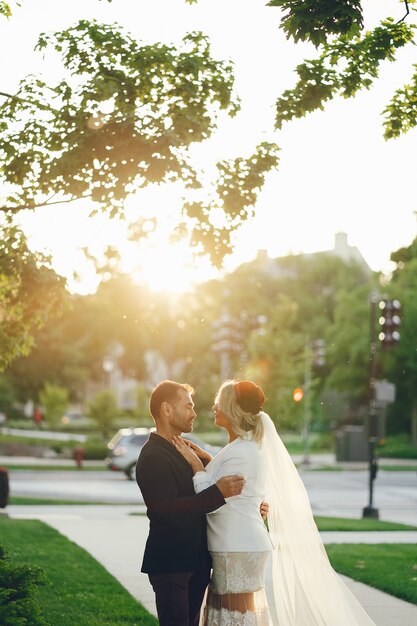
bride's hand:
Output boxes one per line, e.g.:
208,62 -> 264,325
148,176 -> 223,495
172,436 -> 205,473
182,438 -> 213,464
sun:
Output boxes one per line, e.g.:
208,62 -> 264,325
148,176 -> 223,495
128,239 -> 216,293
19,185 -> 222,295
117,189 -> 221,294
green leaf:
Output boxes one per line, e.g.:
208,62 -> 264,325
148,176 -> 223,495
268,0 -> 363,47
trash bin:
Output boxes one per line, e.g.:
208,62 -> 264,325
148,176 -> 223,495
335,426 -> 368,462
0,467 -> 9,508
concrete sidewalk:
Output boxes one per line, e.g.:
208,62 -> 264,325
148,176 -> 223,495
2,453 -> 417,468
5,504 -> 417,626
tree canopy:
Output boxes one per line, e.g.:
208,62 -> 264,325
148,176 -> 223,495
1,0 -> 417,381
2,252 -> 375,431
4,241 -> 417,438
0,2 -> 280,369
0,18 -> 279,265
0,224 -> 67,371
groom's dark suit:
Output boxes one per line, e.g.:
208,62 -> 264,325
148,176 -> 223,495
136,432 -> 225,626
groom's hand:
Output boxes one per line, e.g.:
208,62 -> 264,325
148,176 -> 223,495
260,500 -> 269,520
216,474 -> 245,498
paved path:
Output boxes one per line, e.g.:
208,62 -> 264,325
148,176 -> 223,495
5,504 -> 417,626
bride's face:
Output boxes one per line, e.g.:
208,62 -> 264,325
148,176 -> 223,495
212,402 -> 230,429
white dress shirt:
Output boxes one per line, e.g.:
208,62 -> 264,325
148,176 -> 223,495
193,436 -> 274,552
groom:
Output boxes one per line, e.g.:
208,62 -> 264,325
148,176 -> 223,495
136,380 -> 245,626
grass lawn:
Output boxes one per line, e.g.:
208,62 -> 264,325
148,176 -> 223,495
307,465 -> 344,471
8,496 -> 139,505
315,516 -> 417,531
0,518 -> 157,626
380,465 -> 417,471
1,518 -> 416,619
326,543 -> 417,605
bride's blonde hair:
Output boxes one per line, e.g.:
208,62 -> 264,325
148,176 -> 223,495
215,379 -> 265,443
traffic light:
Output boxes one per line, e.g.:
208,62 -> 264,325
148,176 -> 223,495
292,387 -> 304,402
378,299 -> 401,347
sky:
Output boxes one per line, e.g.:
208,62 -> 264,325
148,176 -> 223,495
1,0 -> 416,293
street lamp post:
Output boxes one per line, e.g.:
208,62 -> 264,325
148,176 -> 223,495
362,293 -> 401,519
363,291 -> 379,519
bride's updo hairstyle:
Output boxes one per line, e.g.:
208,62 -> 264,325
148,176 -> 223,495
215,379 -> 265,443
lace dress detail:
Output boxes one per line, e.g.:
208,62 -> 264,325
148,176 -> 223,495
202,552 -> 271,626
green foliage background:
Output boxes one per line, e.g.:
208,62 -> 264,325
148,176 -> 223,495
1,1 -> 417,442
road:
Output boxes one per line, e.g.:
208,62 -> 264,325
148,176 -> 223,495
8,469 -> 142,504
7,467 -> 417,524
300,468 -> 417,525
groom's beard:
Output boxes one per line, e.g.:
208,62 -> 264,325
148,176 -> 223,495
172,408 -> 195,433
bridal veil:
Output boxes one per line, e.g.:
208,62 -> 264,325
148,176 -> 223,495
261,411 -> 376,626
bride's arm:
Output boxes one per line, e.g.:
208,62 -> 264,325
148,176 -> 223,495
173,436 -> 247,498
193,470 -> 212,493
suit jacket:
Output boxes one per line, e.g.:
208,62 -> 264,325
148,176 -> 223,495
193,437 -> 274,552
136,432 -> 225,573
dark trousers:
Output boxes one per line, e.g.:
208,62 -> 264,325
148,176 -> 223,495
148,561 -> 210,626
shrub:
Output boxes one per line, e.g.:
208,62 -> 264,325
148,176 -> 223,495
39,383 -> 69,428
377,433 -> 417,459
310,432 -> 335,450
0,545 -> 49,625
82,441 -> 108,460
87,390 -> 118,439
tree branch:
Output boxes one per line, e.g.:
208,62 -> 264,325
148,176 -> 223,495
0,90 -> 59,113
398,0 -> 410,23
0,195 -> 90,213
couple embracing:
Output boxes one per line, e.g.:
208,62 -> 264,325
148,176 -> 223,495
136,379 -> 375,626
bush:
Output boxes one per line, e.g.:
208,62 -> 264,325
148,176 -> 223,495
87,391 -> 118,439
82,441 -> 108,460
39,383 -> 69,428
377,433 -> 417,459
310,432 -> 335,451
0,545 -> 49,625
53,441 -> 108,460
0,433 -> 108,460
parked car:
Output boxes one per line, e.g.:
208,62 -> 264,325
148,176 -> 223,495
106,427 -> 153,480
105,427 -> 221,480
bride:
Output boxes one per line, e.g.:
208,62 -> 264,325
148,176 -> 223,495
173,379 -> 376,626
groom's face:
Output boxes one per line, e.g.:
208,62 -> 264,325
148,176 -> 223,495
168,389 -> 197,434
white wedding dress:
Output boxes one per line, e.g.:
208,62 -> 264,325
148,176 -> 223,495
193,434 -> 273,625
194,413 -> 376,626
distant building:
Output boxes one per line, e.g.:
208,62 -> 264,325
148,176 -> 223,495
251,232 -> 371,278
